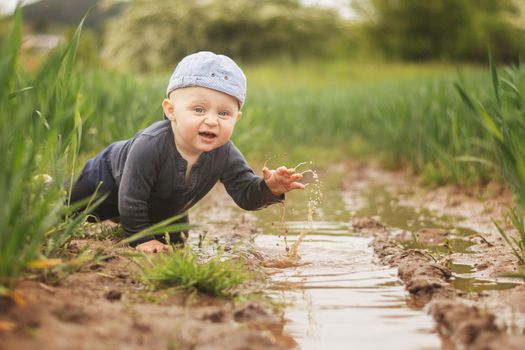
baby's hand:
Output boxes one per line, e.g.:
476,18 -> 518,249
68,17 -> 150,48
263,166 -> 305,196
135,240 -> 171,253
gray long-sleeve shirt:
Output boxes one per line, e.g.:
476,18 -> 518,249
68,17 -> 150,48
107,120 -> 282,235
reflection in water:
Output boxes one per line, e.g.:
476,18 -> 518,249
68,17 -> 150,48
450,263 -> 520,292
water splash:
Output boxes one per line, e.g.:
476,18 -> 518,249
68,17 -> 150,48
263,163 -> 323,268
263,152 -> 288,170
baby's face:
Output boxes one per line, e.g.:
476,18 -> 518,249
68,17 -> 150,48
163,87 -> 241,157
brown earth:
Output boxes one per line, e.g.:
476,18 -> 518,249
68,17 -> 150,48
343,161 -> 525,350
0,188 -> 296,350
2,161 -> 525,350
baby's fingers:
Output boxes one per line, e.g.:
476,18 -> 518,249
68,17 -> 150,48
285,168 -> 296,175
276,166 -> 288,175
290,173 -> 303,181
290,182 -> 306,190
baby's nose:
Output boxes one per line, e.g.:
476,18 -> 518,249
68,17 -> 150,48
204,114 -> 219,125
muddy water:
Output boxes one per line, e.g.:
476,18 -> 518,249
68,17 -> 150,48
256,234 -> 440,350
251,173 -> 441,349
354,184 -> 522,292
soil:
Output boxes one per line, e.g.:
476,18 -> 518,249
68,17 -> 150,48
0,188 -> 296,350
342,161 -> 525,350
1,161 -> 525,350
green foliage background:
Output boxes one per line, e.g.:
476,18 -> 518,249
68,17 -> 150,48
355,0 -> 525,62
13,0 -> 525,68
96,0 -> 525,70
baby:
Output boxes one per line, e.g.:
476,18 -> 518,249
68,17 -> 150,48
70,51 -> 305,252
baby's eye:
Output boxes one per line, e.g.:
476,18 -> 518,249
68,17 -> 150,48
218,111 -> 231,119
194,107 -> 205,114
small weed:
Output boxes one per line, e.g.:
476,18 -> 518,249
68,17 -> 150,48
443,238 -> 453,254
135,246 -> 253,298
494,207 -> 525,265
409,231 -> 424,249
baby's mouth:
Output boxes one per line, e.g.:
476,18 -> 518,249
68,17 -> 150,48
199,131 -> 217,140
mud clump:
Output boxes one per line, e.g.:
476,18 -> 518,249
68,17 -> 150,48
372,235 -> 525,349
371,239 -> 403,262
429,300 -> 524,350
198,308 -> 227,323
233,301 -> 279,324
51,304 -> 91,324
104,290 -> 122,301
351,216 -> 386,231
372,238 -> 455,303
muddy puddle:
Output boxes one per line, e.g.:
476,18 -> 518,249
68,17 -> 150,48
449,263 -> 521,293
191,163 -> 525,349
352,184 -> 522,293
249,172 -> 442,349
256,234 -> 440,350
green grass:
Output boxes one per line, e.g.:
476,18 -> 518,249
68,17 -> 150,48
456,54 -> 525,205
0,9 -> 92,289
495,207 -> 525,265
246,63 -> 494,184
136,247 -> 253,298
0,10 -> 191,291
455,54 -> 525,265
53,61 -> 496,185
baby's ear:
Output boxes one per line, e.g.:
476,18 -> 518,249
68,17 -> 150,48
162,98 -> 175,121
236,111 -> 242,122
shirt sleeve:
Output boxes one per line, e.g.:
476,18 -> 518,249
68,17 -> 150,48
118,136 -> 159,236
220,142 -> 284,210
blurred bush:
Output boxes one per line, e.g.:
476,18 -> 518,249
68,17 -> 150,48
102,0 -> 349,71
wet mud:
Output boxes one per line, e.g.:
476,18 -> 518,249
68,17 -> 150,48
372,238 -> 525,349
345,161 -> 525,350
0,215 -> 295,350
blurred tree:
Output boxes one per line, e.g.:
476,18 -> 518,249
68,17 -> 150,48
353,0 -> 525,62
102,0 -> 346,71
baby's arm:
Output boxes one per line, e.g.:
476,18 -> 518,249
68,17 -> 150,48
262,166 -> 305,196
221,143 -> 306,209
221,143 -> 285,209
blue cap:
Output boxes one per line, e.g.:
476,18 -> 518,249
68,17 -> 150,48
166,51 -> 247,108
